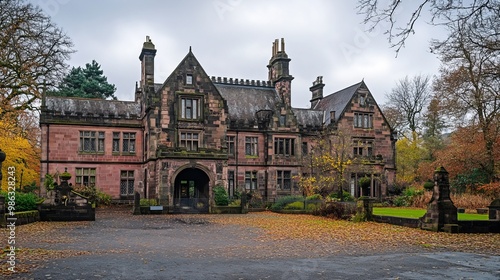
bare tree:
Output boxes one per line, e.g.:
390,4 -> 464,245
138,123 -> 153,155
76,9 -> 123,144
0,0 -> 73,119
357,0 -> 499,54
433,17 -> 500,181
384,74 -> 432,140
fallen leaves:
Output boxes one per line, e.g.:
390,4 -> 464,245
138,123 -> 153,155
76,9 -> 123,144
0,209 -> 498,278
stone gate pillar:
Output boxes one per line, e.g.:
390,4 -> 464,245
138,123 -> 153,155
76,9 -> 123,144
420,166 -> 458,233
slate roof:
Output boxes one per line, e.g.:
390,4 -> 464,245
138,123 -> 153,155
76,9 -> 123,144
44,96 -> 141,118
292,108 -> 324,128
314,81 -> 363,124
214,83 -> 280,122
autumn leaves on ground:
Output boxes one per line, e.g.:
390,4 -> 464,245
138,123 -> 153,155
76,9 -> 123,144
1,210 -> 499,276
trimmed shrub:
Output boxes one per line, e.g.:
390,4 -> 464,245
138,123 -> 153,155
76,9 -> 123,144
328,191 -> 355,202
306,194 -> 322,200
228,199 -> 241,207
213,186 -> 229,206
284,201 -> 304,210
423,180 -> 434,191
0,192 -> 42,211
392,187 -> 424,207
313,202 -> 356,220
270,195 -> 304,211
98,192 -> 112,205
140,198 -> 158,206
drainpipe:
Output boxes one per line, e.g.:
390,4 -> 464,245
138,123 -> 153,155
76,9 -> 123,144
235,129 -> 239,194
45,124 -> 50,197
264,130 -> 269,202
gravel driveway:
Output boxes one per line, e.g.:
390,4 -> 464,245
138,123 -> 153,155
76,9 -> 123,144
4,207 -> 500,280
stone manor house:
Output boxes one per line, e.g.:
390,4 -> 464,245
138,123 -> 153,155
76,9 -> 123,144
40,37 -> 396,212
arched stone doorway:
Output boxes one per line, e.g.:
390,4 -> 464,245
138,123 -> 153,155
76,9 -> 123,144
173,167 -> 210,213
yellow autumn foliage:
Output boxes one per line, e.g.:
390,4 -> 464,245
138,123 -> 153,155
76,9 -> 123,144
396,137 -> 426,185
0,118 -> 40,191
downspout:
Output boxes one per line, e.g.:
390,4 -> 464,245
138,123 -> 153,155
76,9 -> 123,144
235,129 -> 239,194
264,130 -> 269,202
46,124 -> 50,196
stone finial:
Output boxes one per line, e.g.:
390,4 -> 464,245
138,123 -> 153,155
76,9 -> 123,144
143,36 -> 155,50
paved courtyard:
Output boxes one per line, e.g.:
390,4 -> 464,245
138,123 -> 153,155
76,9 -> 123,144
2,207 -> 500,279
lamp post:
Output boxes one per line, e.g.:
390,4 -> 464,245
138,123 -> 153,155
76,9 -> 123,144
0,149 -> 6,184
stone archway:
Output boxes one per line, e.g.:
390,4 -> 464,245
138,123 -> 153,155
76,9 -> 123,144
173,167 -> 210,213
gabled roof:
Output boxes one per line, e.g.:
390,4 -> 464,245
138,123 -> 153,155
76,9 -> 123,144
292,108 -> 323,128
214,83 -> 279,122
158,49 -> 212,93
314,81 -> 363,124
44,96 -> 140,118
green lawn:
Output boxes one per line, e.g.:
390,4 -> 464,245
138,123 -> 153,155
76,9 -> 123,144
373,207 -> 489,221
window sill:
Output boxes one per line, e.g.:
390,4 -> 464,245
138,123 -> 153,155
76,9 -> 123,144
178,118 -> 203,122
245,155 -> 259,159
78,152 -> 105,155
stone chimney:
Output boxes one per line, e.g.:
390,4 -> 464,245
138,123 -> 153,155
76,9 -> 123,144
310,76 -> 324,108
139,36 -> 157,90
267,38 -> 294,108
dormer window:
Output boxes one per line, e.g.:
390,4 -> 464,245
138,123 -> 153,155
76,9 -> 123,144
186,74 -> 193,85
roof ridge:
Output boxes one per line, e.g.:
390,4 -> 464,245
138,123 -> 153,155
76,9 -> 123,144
46,96 -> 137,103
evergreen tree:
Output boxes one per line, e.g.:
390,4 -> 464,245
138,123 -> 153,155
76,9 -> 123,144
51,60 -> 117,99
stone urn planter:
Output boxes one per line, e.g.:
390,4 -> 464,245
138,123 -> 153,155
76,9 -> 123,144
60,168 -> 72,181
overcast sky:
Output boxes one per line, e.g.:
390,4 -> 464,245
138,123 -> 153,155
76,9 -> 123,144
32,0 -> 445,108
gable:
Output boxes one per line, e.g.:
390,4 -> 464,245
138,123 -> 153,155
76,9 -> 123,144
315,82 -> 362,124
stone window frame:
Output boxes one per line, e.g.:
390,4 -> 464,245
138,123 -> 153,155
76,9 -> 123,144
274,137 -> 295,157
178,94 -> 203,121
179,130 -> 201,151
352,138 -> 374,158
79,131 -> 104,154
276,170 -> 292,190
245,171 -> 258,190
226,135 -> 235,156
186,74 -> 193,85
112,132 -> 120,154
122,132 -> 136,154
228,170 -> 235,197
353,112 -> 373,129
359,94 -> 366,107
120,170 -> 135,198
301,142 -> 308,155
75,167 -> 96,187
279,115 -> 286,126
245,136 -> 258,156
